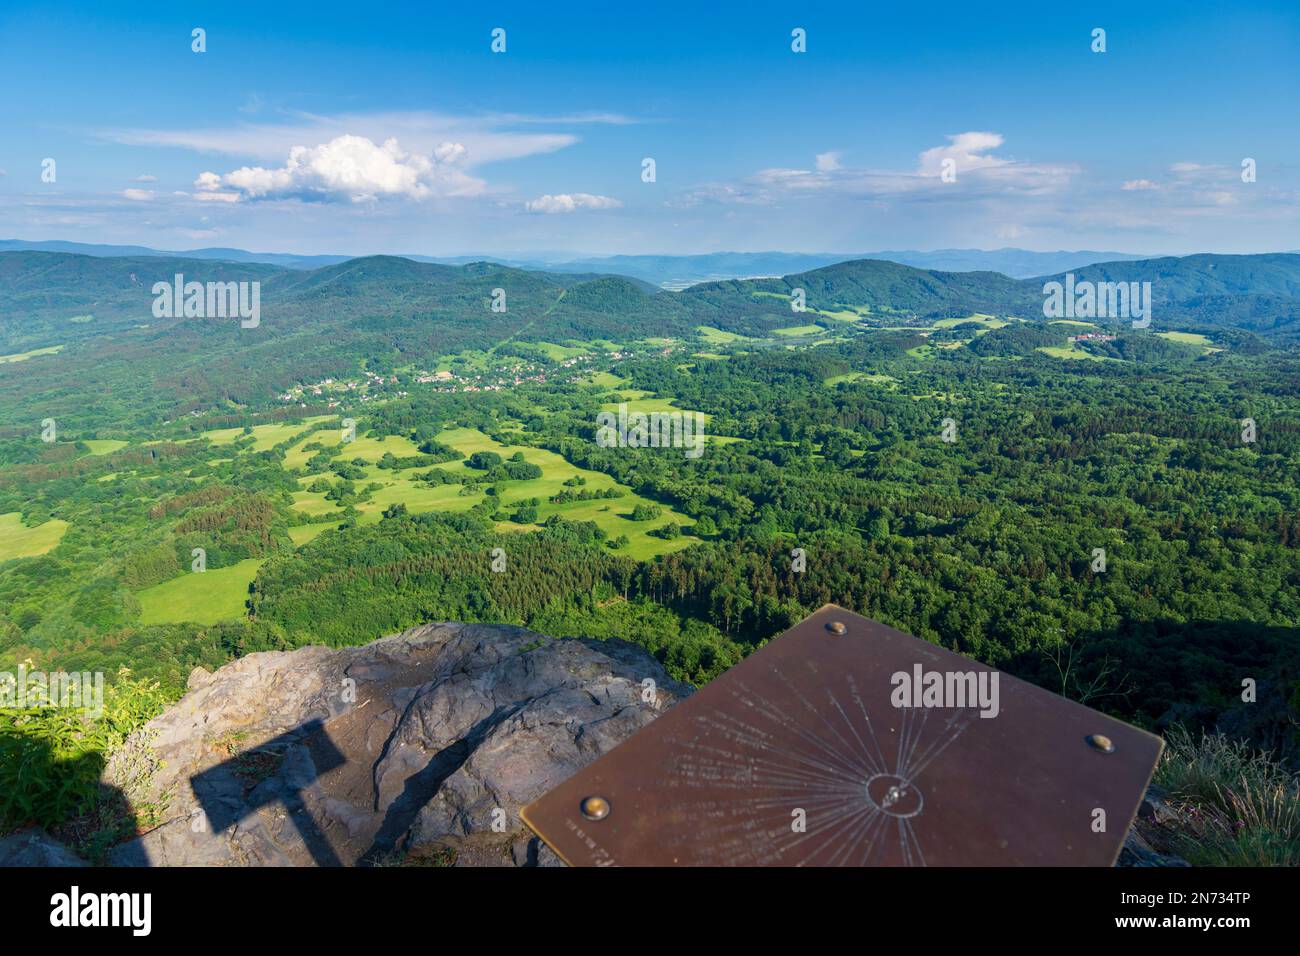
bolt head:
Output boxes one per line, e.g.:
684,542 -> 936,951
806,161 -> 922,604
580,795 -> 611,821
1085,734 -> 1115,754
827,621 -> 847,635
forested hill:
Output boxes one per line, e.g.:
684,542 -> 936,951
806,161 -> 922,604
684,258 -> 1039,320
1035,254 -> 1300,337
3,249 -> 1300,429
6,250 -> 1300,353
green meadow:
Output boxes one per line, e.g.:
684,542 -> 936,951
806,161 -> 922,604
0,345 -> 63,364
288,425 -> 697,560
203,416 -> 334,453
695,326 -> 748,344
1036,345 -> 1115,361
136,558 -> 264,625
1156,331 -> 1213,346
824,372 -> 898,387
0,512 -> 69,561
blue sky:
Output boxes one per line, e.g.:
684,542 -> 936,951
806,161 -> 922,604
1,0 -> 1297,256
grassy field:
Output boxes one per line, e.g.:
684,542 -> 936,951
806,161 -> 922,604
529,341 -> 588,360
0,512 -> 69,561
825,372 -> 898,387
772,324 -> 824,337
136,558 -> 263,625
696,326 -> 748,344
1036,345 -> 1115,361
289,425 -> 697,560
0,345 -> 63,364
83,439 -> 128,456
283,429 -> 419,471
599,394 -> 712,424
288,524 -> 332,547
1156,331 -> 1213,346
204,417 -> 333,453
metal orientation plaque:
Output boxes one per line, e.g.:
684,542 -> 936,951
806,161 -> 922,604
521,605 -> 1162,866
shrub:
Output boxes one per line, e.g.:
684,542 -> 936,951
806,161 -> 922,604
1153,728 -> 1300,866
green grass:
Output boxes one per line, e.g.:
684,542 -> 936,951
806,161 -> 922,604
0,674 -> 171,849
814,309 -> 863,322
288,524 -> 332,547
285,426 -> 698,559
203,417 -> 332,453
283,430 -> 419,471
83,439 -> 128,456
1036,345 -> 1114,361
0,345 -> 63,364
529,341 -> 588,360
0,512 -> 69,560
1151,728 -> 1300,866
1156,331 -> 1213,346
932,314 -> 1008,329
824,372 -> 898,387
136,558 -> 263,625
696,326 -> 748,344
431,428 -> 696,559
599,395 -> 712,424
771,324 -> 823,337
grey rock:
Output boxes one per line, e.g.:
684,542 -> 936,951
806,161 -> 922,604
1137,785 -> 1179,827
0,828 -> 87,867
1118,828 -> 1191,867
1119,787 -> 1191,868
104,623 -> 691,867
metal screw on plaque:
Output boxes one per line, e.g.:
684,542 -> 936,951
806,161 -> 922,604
826,621 -> 847,635
1085,734 -> 1115,754
580,796 -> 611,821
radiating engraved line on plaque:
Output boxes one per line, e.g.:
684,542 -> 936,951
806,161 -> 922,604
659,662 -> 975,865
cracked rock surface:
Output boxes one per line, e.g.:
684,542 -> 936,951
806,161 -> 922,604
104,623 -> 691,867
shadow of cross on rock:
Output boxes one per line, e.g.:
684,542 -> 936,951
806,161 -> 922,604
103,622 -> 693,867
192,719 -> 346,867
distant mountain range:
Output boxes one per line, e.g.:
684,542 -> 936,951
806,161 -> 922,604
0,240 -> 1151,285
2,248 -> 1298,428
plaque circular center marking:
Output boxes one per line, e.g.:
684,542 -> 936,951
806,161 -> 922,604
865,773 -> 924,818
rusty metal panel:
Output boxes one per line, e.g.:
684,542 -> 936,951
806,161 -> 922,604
521,605 -> 1162,866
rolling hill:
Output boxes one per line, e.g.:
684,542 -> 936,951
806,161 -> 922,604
3,249 -> 1299,431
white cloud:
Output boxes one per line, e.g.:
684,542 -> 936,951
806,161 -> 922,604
194,134 -> 483,203
681,132 -> 1077,208
96,110 -> 606,166
916,131 -> 1011,176
815,151 -> 842,172
1122,179 -> 1159,190
122,188 -> 154,201
525,192 -> 622,214
134,174 -> 157,183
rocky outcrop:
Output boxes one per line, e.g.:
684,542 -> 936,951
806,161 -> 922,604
0,828 -> 88,867
1117,786 -> 1191,867
103,622 -> 692,867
